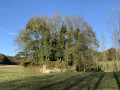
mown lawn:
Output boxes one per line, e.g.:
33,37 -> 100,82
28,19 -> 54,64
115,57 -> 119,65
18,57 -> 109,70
0,66 -> 120,90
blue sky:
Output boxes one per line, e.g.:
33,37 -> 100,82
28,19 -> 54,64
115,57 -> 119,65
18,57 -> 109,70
0,0 -> 120,56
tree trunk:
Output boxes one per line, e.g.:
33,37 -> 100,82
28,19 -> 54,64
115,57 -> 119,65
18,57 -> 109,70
116,60 -> 119,71
84,68 -> 86,72
96,56 -> 98,71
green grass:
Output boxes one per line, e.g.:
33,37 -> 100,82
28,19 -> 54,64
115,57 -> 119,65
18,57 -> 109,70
98,61 -> 120,72
0,66 -> 120,90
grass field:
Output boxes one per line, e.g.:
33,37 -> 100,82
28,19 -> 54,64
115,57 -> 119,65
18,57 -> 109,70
98,61 -> 120,72
0,65 -> 120,90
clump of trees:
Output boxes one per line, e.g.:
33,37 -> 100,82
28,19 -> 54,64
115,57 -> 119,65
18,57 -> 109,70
15,13 -> 99,71
107,48 -> 116,61
106,8 -> 120,71
96,47 -> 120,62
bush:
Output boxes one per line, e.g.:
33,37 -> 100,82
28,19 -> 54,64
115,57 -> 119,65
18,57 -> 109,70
46,61 -> 55,69
0,54 -> 5,63
21,57 -> 36,67
55,60 -> 67,69
39,60 -> 44,67
23,60 -> 38,67
45,60 -> 68,69
23,61 -> 32,67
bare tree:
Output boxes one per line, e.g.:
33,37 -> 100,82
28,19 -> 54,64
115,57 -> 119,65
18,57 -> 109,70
101,32 -> 107,71
107,8 -> 120,71
92,45 -> 98,71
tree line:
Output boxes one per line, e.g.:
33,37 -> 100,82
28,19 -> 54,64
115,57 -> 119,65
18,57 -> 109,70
0,54 -> 21,65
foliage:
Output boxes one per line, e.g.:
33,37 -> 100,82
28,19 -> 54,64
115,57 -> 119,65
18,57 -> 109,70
0,54 -> 5,63
98,61 -> 120,72
55,60 -> 67,69
15,13 -> 99,71
107,48 -> 116,61
15,52 -> 26,57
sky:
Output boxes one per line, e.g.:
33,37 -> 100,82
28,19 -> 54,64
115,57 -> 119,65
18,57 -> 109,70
0,0 -> 120,56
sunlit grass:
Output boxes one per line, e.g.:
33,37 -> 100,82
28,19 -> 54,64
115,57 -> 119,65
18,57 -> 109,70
98,61 -> 120,72
0,66 -> 120,90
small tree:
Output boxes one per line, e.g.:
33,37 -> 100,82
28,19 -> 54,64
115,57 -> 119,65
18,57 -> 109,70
101,32 -> 107,71
107,8 -> 120,71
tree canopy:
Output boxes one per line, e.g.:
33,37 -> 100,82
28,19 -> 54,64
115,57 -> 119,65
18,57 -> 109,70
15,13 -> 99,71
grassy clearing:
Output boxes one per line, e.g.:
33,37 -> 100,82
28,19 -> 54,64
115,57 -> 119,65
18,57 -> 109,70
0,66 -> 120,90
98,61 -> 120,72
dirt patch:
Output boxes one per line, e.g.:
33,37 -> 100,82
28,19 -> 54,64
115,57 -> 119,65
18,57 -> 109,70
0,64 -> 22,68
39,65 -> 64,74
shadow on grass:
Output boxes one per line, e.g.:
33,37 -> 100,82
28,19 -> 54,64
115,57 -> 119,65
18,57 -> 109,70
64,72 -> 104,90
41,72 -> 105,90
114,72 -> 120,90
64,74 -> 94,90
40,73 -> 93,90
0,72 -> 107,90
80,72 -> 104,90
0,72 -> 86,90
0,73 -> 69,89
94,73 -> 105,90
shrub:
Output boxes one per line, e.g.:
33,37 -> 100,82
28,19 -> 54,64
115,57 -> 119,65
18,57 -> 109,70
55,60 -> 67,69
0,54 -> 5,63
23,60 -> 37,67
21,57 -> 35,67
23,61 -> 32,67
46,61 -> 55,69
45,60 -> 68,69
